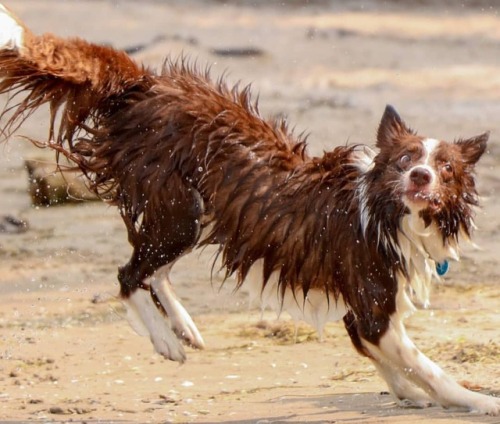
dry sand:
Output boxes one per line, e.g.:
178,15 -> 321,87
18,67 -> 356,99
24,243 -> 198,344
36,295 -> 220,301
0,1 -> 499,423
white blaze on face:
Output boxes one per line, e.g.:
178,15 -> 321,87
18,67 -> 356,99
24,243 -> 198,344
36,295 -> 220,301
0,4 -> 24,50
403,138 -> 440,212
421,138 -> 440,165
415,138 -> 440,181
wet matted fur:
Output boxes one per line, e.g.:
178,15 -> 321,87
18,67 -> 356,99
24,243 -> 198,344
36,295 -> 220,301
0,3 -> 499,414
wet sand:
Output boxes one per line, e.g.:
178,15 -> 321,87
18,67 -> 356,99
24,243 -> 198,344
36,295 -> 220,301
0,1 -> 499,422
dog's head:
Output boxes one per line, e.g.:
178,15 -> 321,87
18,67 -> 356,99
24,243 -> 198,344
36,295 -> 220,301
373,105 -> 488,218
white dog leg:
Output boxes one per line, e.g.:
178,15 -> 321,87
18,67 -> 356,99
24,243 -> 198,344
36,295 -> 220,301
123,288 -> 186,363
372,359 -> 434,407
149,265 -> 205,350
365,318 -> 500,415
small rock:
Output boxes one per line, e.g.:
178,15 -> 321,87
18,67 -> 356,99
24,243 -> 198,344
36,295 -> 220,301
158,394 -> 178,404
49,406 -> 66,415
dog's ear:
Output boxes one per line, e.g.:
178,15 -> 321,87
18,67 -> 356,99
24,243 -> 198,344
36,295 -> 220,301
376,105 -> 413,149
456,132 -> 489,165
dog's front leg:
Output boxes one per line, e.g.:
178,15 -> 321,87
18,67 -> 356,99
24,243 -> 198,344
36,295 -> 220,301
364,317 -> 500,415
372,359 -> 434,408
344,311 -> 433,407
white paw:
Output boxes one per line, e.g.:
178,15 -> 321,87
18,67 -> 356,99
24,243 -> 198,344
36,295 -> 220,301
149,275 -> 205,350
393,385 -> 435,409
469,395 -> 500,416
148,326 -> 186,363
386,374 -> 435,408
170,299 -> 205,350
124,290 -> 187,363
0,4 -> 24,50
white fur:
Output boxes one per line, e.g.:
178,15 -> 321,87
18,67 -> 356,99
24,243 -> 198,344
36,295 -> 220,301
364,313 -> 500,414
354,147 -> 376,237
358,178 -> 371,238
352,137 -> 500,413
0,4 -> 23,50
148,265 -> 205,349
422,138 -> 440,164
397,217 -> 441,308
371,359 -> 434,407
245,260 -> 347,340
123,289 -> 186,363
354,139 -> 457,309
395,204 -> 463,310
402,138 -> 441,214
352,145 -> 376,172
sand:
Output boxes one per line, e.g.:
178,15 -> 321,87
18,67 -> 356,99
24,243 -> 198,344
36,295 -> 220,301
0,1 -> 499,422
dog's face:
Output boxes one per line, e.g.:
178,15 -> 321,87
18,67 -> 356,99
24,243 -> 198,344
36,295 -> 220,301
374,105 -> 488,215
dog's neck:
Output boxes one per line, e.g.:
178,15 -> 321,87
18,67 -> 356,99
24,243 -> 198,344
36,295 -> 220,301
396,212 -> 461,309
356,149 -> 472,311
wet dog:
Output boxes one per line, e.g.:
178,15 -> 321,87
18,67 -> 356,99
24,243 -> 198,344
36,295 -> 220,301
0,3 -> 498,414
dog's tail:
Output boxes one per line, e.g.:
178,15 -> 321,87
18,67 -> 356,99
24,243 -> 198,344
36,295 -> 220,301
0,3 -> 150,158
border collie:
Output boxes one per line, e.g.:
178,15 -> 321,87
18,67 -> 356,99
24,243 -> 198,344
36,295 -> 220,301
0,3 -> 498,414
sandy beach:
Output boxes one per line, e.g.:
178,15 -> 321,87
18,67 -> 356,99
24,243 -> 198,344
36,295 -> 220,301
0,1 -> 499,422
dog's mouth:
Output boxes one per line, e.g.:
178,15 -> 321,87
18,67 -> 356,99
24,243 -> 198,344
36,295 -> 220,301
404,190 -> 441,210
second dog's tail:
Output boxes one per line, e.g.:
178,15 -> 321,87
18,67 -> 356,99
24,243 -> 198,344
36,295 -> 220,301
0,3 -> 150,152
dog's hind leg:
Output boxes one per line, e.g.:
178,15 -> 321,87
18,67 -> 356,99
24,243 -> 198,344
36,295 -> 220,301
118,248 -> 190,362
124,283 -> 187,363
118,178 -> 204,362
362,314 -> 500,414
149,264 -> 205,350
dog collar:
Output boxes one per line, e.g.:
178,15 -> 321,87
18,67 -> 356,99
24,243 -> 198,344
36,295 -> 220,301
436,260 -> 449,276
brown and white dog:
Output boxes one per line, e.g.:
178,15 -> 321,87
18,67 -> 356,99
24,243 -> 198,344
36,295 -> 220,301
0,4 -> 498,414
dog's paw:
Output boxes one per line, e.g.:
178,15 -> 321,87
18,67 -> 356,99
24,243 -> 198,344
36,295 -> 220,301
149,278 -> 205,350
469,395 -> 500,416
170,298 -> 205,350
392,384 -> 435,409
149,329 -> 186,363
123,289 -> 187,363
0,4 -> 24,50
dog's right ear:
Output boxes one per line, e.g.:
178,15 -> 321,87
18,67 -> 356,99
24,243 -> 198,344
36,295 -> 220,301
376,105 -> 413,150
456,131 -> 489,166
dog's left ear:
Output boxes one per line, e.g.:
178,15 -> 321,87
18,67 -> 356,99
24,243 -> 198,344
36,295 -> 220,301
376,105 -> 413,149
456,132 -> 489,165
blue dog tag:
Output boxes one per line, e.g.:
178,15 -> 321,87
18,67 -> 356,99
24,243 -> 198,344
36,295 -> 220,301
436,260 -> 449,276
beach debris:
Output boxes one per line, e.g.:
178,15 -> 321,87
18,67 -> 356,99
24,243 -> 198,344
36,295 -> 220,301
210,47 -> 265,58
0,215 -> 28,233
25,159 -> 99,206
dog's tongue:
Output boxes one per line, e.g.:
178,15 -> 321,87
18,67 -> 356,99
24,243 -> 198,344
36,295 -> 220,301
429,196 -> 442,210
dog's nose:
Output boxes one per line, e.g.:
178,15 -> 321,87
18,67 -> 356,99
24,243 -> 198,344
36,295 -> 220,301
409,167 -> 432,186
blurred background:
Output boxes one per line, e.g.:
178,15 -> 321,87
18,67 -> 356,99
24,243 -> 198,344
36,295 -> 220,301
0,1 -> 499,422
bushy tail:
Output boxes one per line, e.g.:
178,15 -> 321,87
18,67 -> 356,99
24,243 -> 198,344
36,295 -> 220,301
0,3 -> 150,151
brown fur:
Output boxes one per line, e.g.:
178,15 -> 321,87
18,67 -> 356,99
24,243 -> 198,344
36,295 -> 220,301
4,6 -> 500,414
0,24 -> 485,346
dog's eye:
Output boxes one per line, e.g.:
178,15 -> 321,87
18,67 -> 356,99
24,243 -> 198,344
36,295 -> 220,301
440,163 -> 454,181
399,154 -> 411,169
